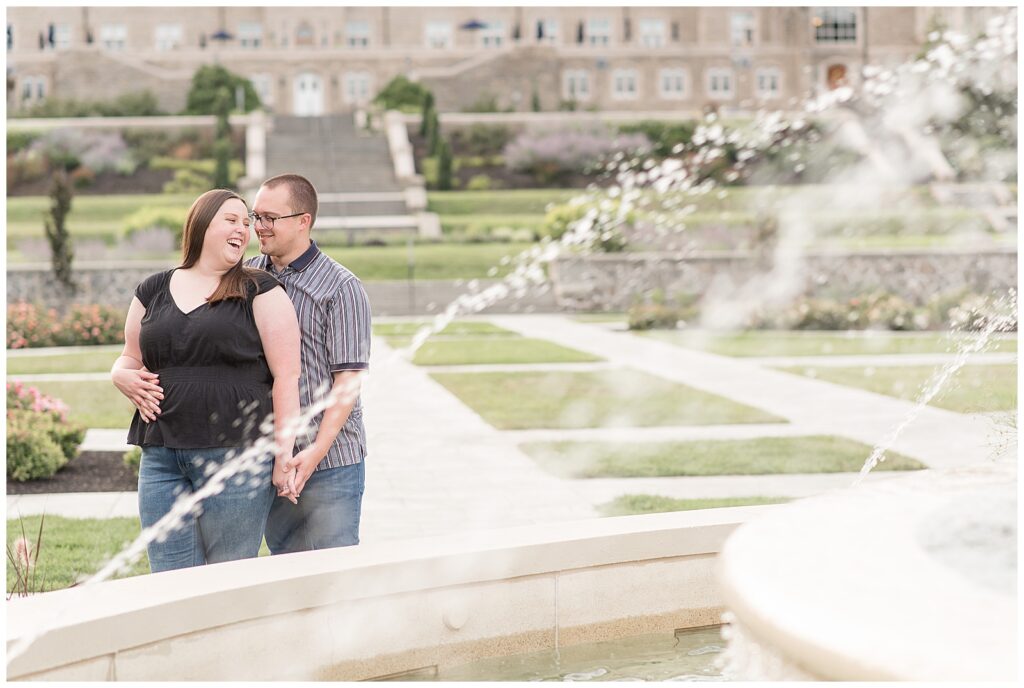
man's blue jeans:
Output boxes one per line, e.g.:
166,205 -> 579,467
265,461 -> 365,554
138,446 -> 274,573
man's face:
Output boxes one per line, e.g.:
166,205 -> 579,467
251,184 -> 308,258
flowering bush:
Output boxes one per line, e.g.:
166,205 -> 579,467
7,410 -> 73,481
6,382 -> 85,481
504,128 -> 651,184
7,303 -> 125,348
31,129 -> 138,175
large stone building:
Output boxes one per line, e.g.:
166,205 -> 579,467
6,6 -> 1006,116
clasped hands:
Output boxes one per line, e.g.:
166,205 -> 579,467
113,366 -> 319,504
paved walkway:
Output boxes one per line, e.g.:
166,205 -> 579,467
7,317 -> 1014,541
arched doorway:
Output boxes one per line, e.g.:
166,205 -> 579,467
826,64 -> 848,90
293,72 -> 324,116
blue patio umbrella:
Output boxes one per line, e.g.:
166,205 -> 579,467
210,29 -> 234,41
459,20 -> 487,31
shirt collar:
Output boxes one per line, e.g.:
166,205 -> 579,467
266,241 -> 320,274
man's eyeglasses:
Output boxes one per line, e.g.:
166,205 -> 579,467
249,212 -> 306,230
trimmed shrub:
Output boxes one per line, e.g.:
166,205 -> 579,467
6,382 -> 85,481
184,65 -> 261,115
466,174 -> 499,191
162,168 -> 211,194
617,121 -> 697,158
450,124 -> 514,157
7,130 -> 40,153
6,411 -> 68,481
628,303 -> 681,331
69,165 -> 96,188
373,75 -> 431,112
7,149 -> 49,188
123,446 -> 142,477
122,205 -> 188,246
540,198 -> 634,251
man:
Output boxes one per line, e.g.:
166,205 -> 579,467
246,173 -> 371,553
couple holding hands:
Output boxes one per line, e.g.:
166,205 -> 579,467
111,174 -> 371,573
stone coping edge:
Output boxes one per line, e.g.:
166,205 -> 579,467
6,506 -> 772,678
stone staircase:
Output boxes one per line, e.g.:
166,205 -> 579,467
265,114 -> 420,241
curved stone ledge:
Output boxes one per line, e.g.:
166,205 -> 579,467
7,506 -> 772,681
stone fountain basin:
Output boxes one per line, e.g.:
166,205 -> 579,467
6,506 -> 773,681
718,460 -> 1017,681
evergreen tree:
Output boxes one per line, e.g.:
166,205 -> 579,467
43,170 -> 75,294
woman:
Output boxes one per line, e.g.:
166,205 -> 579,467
111,188 -> 301,573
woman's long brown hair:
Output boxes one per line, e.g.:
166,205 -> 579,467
179,189 -> 261,304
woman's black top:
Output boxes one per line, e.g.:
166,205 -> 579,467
126,268 -> 282,449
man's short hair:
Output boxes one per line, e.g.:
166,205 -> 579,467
262,173 -> 318,228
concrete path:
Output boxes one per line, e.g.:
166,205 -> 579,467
7,317 -> 1014,540
489,315 -> 1009,471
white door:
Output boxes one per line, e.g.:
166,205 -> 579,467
293,72 -> 324,116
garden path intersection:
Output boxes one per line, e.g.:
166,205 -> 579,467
8,315 -> 1013,543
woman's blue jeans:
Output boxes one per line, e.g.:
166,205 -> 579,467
138,446 -> 274,573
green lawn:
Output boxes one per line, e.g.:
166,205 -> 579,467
11,380 -> 135,428
572,313 -> 627,323
429,370 -> 785,429
7,193 -> 194,243
7,346 -> 122,375
8,241 -> 536,282
427,189 -> 581,215
521,435 -> 925,479
5,516 -> 273,593
389,337 -> 603,366
639,330 -> 1018,357
597,494 -> 792,517
6,516 -> 150,592
779,363 -> 1018,413
372,321 -> 515,338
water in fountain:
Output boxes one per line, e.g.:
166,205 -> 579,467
7,8 -> 1016,674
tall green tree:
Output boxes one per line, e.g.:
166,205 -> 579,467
43,170 -> 75,294
185,65 -> 260,115
419,91 -> 435,137
437,139 -> 453,191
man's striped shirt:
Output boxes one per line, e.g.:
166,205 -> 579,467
246,242 -> 371,469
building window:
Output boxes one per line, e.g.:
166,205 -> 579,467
731,12 -> 755,46
343,71 -> 373,105
562,69 -> 590,100
346,20 -> 370,48
612,69 -> 638,99
536,19 -> 558,44
586,18 -> 611,46
20,75 -> 46,102
154,23 -> 182,51
813,7 -> 857,43
296,22 -> 315,47
659,68 -> 688,99
54,23 -> 71,50
706,67 -> 735,99
249,73 -> 273,106
756,67 -> 781,99
424,21 -> 452,49
480,21 -> 504,48
638,19 -> 665,48
239,22 -> 262,48
100,24 -> 126,50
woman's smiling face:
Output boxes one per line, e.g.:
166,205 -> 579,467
201,198 -> 252,268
